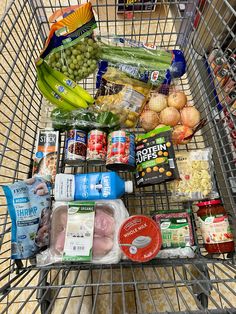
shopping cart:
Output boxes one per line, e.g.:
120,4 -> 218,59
0,0 -> 236,313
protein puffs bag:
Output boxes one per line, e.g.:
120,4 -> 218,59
95,67 -> 150,128
40,3 -> 99,82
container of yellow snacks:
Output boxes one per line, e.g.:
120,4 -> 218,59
169,148 -> 219,201
135,126 -> 179,187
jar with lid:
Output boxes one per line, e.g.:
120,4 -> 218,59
197,200 -> 234,254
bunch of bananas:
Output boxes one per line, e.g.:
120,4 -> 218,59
36,59 -> 94,111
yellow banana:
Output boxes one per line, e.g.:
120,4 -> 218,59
39,62 -> 88,109
43,62 -> 94,104
37,68 -> 76,111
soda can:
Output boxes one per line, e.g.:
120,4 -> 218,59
106,130 -> 135,171
65,129 -> 87,165
86,130 -> 107,165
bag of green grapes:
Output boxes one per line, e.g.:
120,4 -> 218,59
39,3 -> 100,82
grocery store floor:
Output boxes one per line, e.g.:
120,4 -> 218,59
1,1 -> 236,314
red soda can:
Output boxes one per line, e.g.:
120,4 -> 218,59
86,130 -> 107,165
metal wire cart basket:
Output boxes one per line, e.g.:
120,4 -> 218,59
0,0 -> 236,313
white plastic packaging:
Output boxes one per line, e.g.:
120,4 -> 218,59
37,199 -> 129,266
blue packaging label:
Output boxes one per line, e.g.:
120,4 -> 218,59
75,173 -> 113,200
3,177 -> 51,259
66,129 -> 87,161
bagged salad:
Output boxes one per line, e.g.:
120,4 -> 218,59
2,177 -> 51,259
50,107 -> 120,132
97,36 -> 186,89
169,148 -> 219,201
37,200 -> 129,266
40,3 -> 100,82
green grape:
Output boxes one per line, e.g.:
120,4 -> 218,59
73,59 -> 77,65
87,46 -> 93,53
74,70 -> 78,75
62,65 -> 67,72
50,54 -> 56,62
64,72 -> 69,77
70,55 -> 76,61
69,74 -> 75,80
84,37 -> 88,43
52,62 -> 57,68
92,59 -> 97,65
75,64 -> 80,69
65,49 -> 71,56
67,59 -> 72,65
91,63 -> 97,70
70,63 -> 75,70
85,52 -> 91,59
56,62 -> 61,67
93,42 -> 99,49
72,49 -> 78,56
80,45 -> 87,52
88,38 -> 94,46
86,60 -> 92,66
75,76 -> 80,81
76,55 -> 82,61
68,68 -> 74,74
55,52 -> 60,59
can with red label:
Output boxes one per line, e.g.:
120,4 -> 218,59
106,130 -> 135,171
86,130 -> 107,165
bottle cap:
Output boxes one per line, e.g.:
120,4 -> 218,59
125,181 -> 133,194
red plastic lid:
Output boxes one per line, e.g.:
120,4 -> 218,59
118,215 -> 162,262
197,199 -> 221,207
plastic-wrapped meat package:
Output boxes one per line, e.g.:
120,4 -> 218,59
37,200 -> 129,266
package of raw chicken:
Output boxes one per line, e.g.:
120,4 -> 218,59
37,200 -> 129,266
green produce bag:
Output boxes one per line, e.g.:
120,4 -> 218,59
40,3 -> 100,82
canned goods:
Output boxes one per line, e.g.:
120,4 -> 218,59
216,68 -> 229,87
86,130 -> 107,165
224,75 -> 236,93
224,48 -> 233,59
228,56 -> 235,66
230,99 -> 236,117
65,129 -> 87,165
106,130 -> 135,171
208,48 -> 222,64
212,57 -> 225,74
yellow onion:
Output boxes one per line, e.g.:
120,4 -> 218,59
140,110 -> 159,132
181,106 -> 201,128
160,107 -> 180,127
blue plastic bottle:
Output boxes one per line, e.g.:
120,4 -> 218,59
75,172 -> 133,200
55,172 -> 133,201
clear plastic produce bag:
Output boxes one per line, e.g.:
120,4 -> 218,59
39,3 -> 100,82
49,107 -> 120,132
95,67 -> 151,129
97,36 -> 186,90
169,148 -> 219,201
